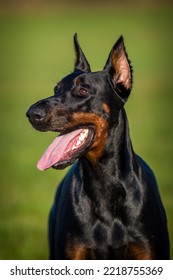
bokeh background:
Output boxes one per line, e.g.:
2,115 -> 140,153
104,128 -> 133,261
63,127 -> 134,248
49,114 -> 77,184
0,0 -> 172,259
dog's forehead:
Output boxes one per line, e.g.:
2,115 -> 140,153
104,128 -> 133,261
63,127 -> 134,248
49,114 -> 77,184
61,71 -> 83,84
76,71 -> 107,84
61,70 -> 106,85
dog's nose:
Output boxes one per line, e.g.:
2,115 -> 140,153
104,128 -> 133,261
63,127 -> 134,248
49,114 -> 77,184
26,107 -> 46,122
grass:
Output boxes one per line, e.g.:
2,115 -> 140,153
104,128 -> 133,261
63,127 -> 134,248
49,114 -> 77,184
0,5 -> 173,259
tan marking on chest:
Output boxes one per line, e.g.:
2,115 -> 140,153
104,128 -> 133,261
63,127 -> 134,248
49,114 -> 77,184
127,242 -> 154,260
66,243 -> 93,260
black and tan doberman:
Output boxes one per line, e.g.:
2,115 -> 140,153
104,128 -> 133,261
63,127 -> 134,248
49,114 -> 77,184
26,34 -> 170,259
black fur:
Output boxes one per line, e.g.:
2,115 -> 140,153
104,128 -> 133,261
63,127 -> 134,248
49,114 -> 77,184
26,34 -> 170,259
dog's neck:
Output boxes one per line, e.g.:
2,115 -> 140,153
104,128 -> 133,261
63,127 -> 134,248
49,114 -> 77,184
80,108 -> 137,182
107,108 -> 136,177
78,109 -> 141,219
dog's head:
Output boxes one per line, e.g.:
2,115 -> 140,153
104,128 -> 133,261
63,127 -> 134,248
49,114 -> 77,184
26,34 -> 133,170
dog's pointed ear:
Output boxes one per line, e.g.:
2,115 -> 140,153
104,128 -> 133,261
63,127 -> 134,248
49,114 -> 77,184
74,33 -> 91,72
104,36 -> 133,101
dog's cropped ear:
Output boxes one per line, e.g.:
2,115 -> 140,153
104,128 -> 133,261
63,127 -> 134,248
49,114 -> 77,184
74,33 -> 91,72
104,36 -> 133,101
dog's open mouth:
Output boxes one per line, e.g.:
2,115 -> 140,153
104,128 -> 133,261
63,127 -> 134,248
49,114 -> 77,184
37,128 -> 94,171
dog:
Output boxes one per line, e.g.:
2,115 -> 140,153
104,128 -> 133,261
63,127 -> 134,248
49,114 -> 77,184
26,34 -> 170,259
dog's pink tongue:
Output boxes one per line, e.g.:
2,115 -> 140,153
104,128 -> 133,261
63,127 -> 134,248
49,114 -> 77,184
37,129 -> 83,171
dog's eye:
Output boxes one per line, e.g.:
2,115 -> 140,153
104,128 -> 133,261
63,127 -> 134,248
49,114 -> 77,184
77,88 -> 88,96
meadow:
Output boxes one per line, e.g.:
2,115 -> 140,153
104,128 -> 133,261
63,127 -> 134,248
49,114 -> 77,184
0,4 -> 172,259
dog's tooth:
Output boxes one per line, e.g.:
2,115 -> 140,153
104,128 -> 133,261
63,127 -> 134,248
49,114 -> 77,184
76,140 -> 81,146
79,134 -> 85,141
79,135 -> 82,141
72,144 -> 79,150
79,129 -> 88,141
71,129 -> 89,152
84,131 -> 88,137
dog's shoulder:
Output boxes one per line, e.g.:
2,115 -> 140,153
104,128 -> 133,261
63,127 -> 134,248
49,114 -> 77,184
136,155 -> 157,186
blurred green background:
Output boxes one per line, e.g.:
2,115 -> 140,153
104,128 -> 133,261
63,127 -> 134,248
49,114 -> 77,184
0,0 -> 172,259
